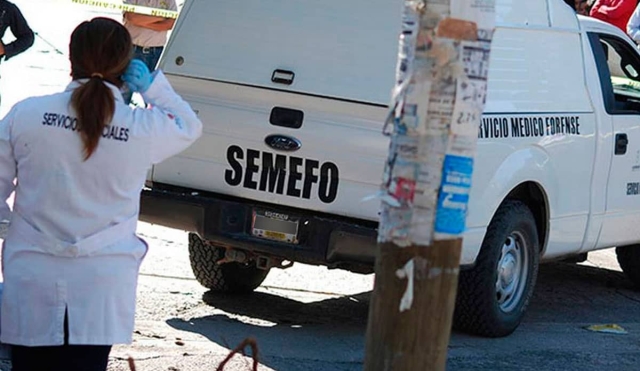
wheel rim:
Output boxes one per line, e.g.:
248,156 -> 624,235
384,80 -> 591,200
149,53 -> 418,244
496,231 -> 529,313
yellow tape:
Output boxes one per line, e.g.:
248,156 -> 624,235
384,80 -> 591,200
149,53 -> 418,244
70,0 -> 179,19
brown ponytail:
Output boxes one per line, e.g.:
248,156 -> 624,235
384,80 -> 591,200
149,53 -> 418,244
68,18 -> 132,160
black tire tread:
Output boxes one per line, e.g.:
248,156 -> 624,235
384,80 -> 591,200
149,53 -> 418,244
616,245 -> 640,289
453,199 -> 540,338
188,233 -> 269,293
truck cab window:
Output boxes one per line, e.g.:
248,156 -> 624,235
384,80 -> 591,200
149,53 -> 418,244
591,33 -> 640,113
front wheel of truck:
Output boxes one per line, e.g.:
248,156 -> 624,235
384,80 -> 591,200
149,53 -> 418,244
453,200 -> 540,337
188,233 -> 270,293
616,245 -> 640,289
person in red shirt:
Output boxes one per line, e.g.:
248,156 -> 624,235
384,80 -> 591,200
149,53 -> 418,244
590,0 -> 637,33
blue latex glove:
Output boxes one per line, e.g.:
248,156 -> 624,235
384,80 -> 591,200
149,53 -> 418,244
122,59 -> 153,93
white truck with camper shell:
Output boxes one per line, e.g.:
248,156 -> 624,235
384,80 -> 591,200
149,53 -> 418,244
140,0 -> 640,337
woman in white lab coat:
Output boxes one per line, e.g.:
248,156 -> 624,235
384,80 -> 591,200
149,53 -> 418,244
0,17 -> 202,370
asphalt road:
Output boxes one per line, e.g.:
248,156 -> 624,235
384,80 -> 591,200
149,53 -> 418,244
0,221 -> 637,371
1,1 -> 639,370
113,225 -> 640,371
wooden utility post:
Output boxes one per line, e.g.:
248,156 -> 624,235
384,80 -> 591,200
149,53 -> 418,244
364,1 -> 496,370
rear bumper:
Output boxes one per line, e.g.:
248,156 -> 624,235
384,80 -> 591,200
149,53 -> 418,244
139,184 -> 378,271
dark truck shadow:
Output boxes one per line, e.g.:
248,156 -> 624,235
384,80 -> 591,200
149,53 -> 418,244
166,262 -> 640,371
199,289 -> 371,327
167,291 -> 370,370
526,261 -> 639,323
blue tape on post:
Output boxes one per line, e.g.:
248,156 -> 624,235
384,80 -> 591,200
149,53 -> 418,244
434,155 -> 473,236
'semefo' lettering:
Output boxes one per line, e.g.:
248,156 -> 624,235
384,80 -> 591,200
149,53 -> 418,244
224,145 -> 340,204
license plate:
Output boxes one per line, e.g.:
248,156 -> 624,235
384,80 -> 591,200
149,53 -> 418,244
251,210 -> 299,244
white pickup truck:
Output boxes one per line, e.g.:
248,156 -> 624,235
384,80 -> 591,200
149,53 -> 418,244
140,0 -> 640,337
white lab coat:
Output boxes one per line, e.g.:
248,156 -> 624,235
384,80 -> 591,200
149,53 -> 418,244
0,71 -> 202,346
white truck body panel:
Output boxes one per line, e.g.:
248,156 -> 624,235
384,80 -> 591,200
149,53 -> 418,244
583,17 -> 640,249
152,0 -> 640,266
161,0 -> 402,105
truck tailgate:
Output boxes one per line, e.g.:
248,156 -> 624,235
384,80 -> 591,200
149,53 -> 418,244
152,75 -> 390,221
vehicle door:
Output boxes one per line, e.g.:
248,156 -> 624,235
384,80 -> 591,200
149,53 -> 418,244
590,32 -> 640,246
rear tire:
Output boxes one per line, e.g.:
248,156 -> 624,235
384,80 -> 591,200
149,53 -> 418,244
188,233 -> 270,293
616,245 -> 640,289
454,200 -> 540,337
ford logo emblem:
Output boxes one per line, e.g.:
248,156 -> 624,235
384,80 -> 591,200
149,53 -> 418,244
265,134 -> 302,152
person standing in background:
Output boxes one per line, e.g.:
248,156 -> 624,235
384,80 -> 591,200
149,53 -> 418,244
564,0 -> 594,15
0,0 -> 34,106
590,0 -> 636,33
575,0 -> 591,15
123,0 -> 177,72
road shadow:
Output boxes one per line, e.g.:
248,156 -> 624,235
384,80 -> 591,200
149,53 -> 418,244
167,291 -> 369,370
202,290 -> 371,327
527,261 -> 639,323
166,262 -> 640,370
